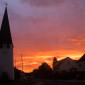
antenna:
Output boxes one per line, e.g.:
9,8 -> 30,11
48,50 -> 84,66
21,54 -> 23,71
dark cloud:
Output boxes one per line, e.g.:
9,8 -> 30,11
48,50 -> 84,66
21,0 -> 66,7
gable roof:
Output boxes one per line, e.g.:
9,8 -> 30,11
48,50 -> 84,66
54,57 -> 74,68
55,57 -> 67,68
0,7 -> 13,46
77,54 -> 85,63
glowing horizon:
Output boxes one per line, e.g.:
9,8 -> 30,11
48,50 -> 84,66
14,50 -> 84,72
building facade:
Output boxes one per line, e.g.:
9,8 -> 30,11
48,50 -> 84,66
77,54 -> 85,72
53,57 -> 76,73
0,7 -> 14,80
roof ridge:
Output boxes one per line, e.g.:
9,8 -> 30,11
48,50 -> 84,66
77,54 -> 85,63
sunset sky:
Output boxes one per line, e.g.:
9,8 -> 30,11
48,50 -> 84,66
0,0 -> 85,72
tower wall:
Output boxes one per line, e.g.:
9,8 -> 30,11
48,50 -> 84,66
0,44 -> 14,80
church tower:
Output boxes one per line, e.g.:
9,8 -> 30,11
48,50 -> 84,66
0,7 -> 14,80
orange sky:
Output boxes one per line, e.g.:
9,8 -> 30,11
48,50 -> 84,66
13,49 -> 84,72
0,0 -> 85,72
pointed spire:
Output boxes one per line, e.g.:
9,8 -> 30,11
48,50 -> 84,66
0,7 -> 13,46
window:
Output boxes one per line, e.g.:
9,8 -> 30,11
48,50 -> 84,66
3,44 -> 5,47
7,44 -> 10,48
79,63 -> 82,67
68,61 -> 70,65
84,62 -> 85,65
0,43 -> 3,48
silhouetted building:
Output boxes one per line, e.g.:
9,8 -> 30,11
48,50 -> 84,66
0,7 -> 14,80
77,54 -> 85,72
53,57 -> 76,73
32,62 -> 53,79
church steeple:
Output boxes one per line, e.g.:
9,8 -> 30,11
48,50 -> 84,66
0,6 -> 14,80
0,7 -> 13,46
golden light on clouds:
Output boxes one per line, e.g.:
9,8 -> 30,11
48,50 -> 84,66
14,49 -> 84,72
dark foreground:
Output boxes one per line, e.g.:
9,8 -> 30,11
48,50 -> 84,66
0,80 -> 85,85
43,80 -> 85,85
